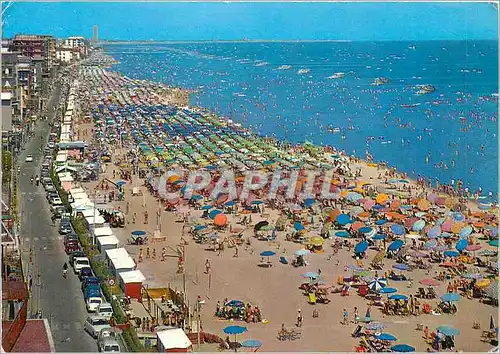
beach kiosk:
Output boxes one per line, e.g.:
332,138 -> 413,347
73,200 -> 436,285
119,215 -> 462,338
105,248 -> 136,276
94,226 -> 114,237
156,328 -> 192,353
85,215 -> 106,230
96,235 -> 119,255
118,270 -> 145,299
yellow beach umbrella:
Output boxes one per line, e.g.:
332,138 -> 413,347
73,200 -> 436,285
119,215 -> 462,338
476,278 -> 491,288
376,193 -> 389,204
309,236 -> 324,247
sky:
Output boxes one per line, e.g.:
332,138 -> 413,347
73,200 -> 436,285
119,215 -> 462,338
2,2 -> 498,41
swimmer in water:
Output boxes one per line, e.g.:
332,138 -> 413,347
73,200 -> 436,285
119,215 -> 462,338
470,168 -> 474,174
451,160 -> 455,168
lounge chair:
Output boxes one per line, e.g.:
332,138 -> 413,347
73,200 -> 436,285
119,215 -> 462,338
352,325 -> 363,337
417,287 -> 426,298
426,287 -> 437,299
279,256 -> 288,264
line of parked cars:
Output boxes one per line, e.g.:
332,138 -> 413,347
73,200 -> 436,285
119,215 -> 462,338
43,122 -> 121,352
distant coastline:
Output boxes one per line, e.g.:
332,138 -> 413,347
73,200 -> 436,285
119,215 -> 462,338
100,39 -> 353,45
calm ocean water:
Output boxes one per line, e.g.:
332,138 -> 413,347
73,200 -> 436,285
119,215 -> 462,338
104,41 -> 498,200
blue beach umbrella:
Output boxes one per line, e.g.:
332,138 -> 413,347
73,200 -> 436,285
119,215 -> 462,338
365,322 -> 386,330
225,300 -> 245,307
241,339 -> 262,349
295,249 -> 310,256
440,293 -> 461,302
355,241 -> 369,254
393,263 -> 410,271
389,294 -> 408,301
413,220 -> 426,232
436,326 -> 460,336
376,333 -> 397,341
131,230 -> 146,236
455,239 -> 468,252
427,226 -> 442,238
368,278 -> 387,291
452,212 -> 465,222
224,200 -> 236,207
444,250 -> 460,258
116,180 -> 126,186
388,239 -> 404,252
373,233 -> 386,241
252,200 -> 264,205
490,240 -> 499,247
201,205 -> 213,210
391,224 -> 405,235
439,232 -> 453,239
346,192 -> 363,202
304,198 -> 316,207
191,194 -> 204,201
208,209 -> 223,219
359,227 -> 373,234
335,231 -> 350,238
376,219 -> 388,225
194,225 -> 207,232
380,287 -> 397,294
260,250 -> 276,257
302,272 -> 319,279
294,222 -> 305,231
391,344 -> 415,352
223,325 -> 247,343
459,225 -> 473,238
336,214 -> 351,225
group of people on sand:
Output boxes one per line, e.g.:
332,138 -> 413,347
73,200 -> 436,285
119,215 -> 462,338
215,300 -> 262,323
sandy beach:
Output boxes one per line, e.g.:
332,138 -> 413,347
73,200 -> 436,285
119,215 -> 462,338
68,54 -> 498,352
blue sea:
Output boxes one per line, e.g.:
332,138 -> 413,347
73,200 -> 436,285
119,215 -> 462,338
104,41 -> 498,200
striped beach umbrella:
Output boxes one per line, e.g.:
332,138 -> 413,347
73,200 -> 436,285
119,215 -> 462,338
368,278 -> 387,291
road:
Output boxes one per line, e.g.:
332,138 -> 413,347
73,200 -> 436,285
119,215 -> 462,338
17,82 -> 97,352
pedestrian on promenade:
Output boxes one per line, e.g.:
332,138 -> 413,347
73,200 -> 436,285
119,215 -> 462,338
152,248 -> 156,259
139,248 -> 143,262
205,259 -> 211,274
144,211 -> 149,224
161,248 -> 166,261
132,212 -> 136,224
343,308 -> 349,325
297,309 -> 303,327
146,247 -> 150,259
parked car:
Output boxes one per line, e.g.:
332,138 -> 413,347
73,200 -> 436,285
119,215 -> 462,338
52,206 -> 67,218
84,315 -> 110,339
74,256 -> 90,274
45,183 -> 55,192
50,197 -> 63,206
25,154 -> 33,162
97,327 -> 117,346
70,250 -> 86,267
86,296 -> 103,313
59,222 -> 73,235
96,303 -> 113,319
79,267 -> 93,281
65,240 -> 80,254
46,191 -> 58,201
98,338 -> 121,352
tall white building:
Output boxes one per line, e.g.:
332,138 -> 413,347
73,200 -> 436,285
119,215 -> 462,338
64,36 -> 85,48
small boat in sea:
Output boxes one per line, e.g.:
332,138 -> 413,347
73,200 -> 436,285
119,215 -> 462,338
255,61 -> 268,67
297,68 -> 310,75
278,65 -> 292,70
371,77 -> 389,86
327,72 -> 345,79
408,45 -> 416,50
327,126 -> 341,133
400,103 -> 421,108
415,84 -> 435,95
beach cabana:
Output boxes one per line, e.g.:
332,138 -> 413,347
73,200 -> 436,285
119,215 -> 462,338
156,328 -> 192,353
105,247 -> 136,275
118,270 -> 146,299
94,226 -> 114,237
97,235 -> 119,254
85,215 -> 106,229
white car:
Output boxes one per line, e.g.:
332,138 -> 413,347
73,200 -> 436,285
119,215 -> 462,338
74,257 -> 90,274
25,155 -> 33,162
51,197 -> 63,206
84,315 -> 110,339
87,297 -> 103,312
98,338 -> 120,352
96,303 -> 113,319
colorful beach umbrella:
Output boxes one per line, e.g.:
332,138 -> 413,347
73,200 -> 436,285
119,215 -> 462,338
436,326 -> 460,336
390,224 -> 405,235
388,239 -> 404,252
455,239 -> 468,252
391,344 -> 415,352
355,241 -> 369,254
440,293 -> 461,302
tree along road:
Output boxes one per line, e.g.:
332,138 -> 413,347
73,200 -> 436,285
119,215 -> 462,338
18,82 -> 97,352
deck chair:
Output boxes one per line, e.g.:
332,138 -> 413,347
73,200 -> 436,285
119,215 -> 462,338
308,292 -> 317,304
341,285 -> 350,296
417,288 -> 426,298
279,256 -> 288,264
351,325 -> 363,337
427,287 -> 437,299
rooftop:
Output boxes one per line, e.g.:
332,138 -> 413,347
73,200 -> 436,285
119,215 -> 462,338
11,319 -> 55,352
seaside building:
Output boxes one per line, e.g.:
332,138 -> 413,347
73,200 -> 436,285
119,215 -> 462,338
9,34 -> 55,74
93,25 -> 99,43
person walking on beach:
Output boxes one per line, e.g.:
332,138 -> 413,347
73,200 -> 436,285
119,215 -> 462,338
205,259 -> 211,274
342,308 -> 349,325
353,307 -> 359,324
144,211 -> 149,224
132,212 -> 137,224
297,309 -> 303,327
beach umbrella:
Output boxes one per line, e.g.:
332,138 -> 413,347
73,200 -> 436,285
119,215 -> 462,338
131,230 -> 146,236
194,225 -> 208,232
466,244 -> 481,252
420,278 -> 440,286
208,209 -> 223,219
452,212 -> 465,222
335,231 -> 350,238
459,225 -> 473,238
379,287 -> 397,294
476,279 -> 491,288
427,226 -> 442,238
489,240 -> 499,247
355,241 -> 369,254
376,193 -> 389,205
295,249 -> 310,256
412,251 -> 428,258
413,220 -> 426,232
441,220 -> 453,232
463,273 -> 483,280
336,214 -> 351,225
455,239 -> 468,252
389,294 -> 408,300
376,219 -> 388,225
350,206 -> 364,216
376,333 -> 397,341
359,226 -> 373,234
368,278 -> 387,292
390,224 -> 405,235
309,236 -> 324,247
440,293 -> 461,302
444,250 -> 460,258
223,325 -> 247,344
436,326 -> 460,336
201,205 -> 213,210
417,199 -> 431,211
116,180 -> 126,186
224,200 -> 236,207
346,192 -> 363,202
302,272 -> 319,279
388,239 -> 404,252
260,250 -> 276,263
393,263 -> 410,271
225,300 -> 245,307
372,233 -> 386,241
214,214 -> 228,226
303,198 -> 316,207
391,344 -> 415,352
484,282 -> 499,300
254,221 -> 269,232
294,222 -> 305,231
346,265 -> 364,272
478,250 -> 497,257
241,339 -> 262,349
365,322 -> 386,330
